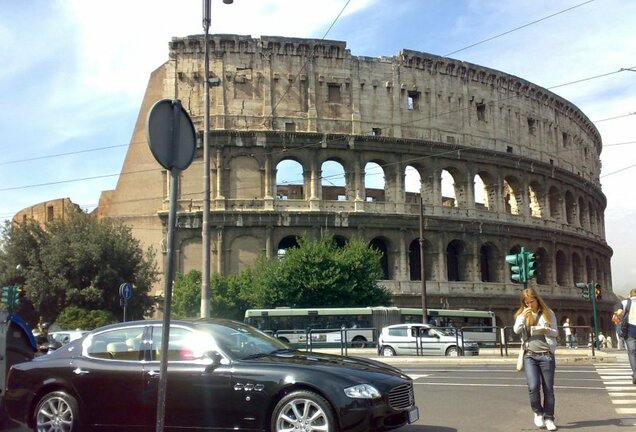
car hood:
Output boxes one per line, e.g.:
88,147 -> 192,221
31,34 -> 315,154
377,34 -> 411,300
241,350 -> 411,381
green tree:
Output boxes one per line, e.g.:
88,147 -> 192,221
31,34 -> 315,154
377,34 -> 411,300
0,214 -> 158,326
55,305 -> 117,330
242,236 -> 391,308
172,270 -> 251,321
172,270 -> 202,318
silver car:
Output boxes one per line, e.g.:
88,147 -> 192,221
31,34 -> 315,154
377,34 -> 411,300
377,323 -> 479,356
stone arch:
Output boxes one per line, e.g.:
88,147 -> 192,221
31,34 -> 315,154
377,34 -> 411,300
585,255 -> 594,283
479,242 -> 500,282
446,239 -> 467,281
578,196 -> 587,228
548,186 -> 561,219
588,202 -> 596,233
277,235 -> 300,258
441,166 -> 465,207
229,235 -> 261,273
535,247 -> 550,285
364,161 -> 386,202
408,238 -> 433,281
528,181 -> 544,218
179,238 -> 202,275
321,159 -> 347,201
572,252 -> 583,283
473,172 -> 491,209
503,176 -> 522,215
556,250 -> 568,286
404,164 -> 422,206
564,190 -> 576,225
276,158 -> 304,199
229,155 -> 262,199
332,235 -> 348,248
369,237 -> 391,279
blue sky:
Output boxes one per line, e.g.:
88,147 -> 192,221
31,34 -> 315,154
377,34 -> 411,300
1,0 -> 635,294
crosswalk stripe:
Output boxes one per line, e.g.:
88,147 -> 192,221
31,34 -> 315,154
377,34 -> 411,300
596,360 -> 636,419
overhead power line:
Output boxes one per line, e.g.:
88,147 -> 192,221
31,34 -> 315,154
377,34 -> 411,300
444,0 -> 596,56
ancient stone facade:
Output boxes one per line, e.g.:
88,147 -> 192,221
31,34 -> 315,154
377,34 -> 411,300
13,198 -> 82,227
96,35 -> 614,331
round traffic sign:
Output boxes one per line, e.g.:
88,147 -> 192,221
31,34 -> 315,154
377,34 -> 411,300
119,282 -> 133,301
146,99 -> 196,171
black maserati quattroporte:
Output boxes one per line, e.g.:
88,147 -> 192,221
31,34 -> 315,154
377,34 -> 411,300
4,319 -> 418,432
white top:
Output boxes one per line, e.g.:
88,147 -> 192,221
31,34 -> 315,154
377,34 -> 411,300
617,297 -> 636,325
563,322 -> 571,336
513,308 -> 558,353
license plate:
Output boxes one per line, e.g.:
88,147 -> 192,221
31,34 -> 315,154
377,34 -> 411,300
407,406 -> 419,423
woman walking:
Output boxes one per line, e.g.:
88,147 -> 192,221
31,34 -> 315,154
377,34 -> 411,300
514,288 -> 559,431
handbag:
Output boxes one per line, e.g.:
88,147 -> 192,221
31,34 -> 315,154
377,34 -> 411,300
516,325 -> 528,372
516,345 -> 525,371
620,299 -> 632,339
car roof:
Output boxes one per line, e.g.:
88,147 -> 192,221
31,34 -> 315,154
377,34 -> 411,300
384,323 -> 430,329
86,318 -> 240,333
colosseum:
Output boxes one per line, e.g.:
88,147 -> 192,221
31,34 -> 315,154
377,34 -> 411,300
94,34 -> 615,331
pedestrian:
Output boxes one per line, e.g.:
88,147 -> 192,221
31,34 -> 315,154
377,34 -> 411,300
598,332 -> 606,349
614,288 -> 636,383
614,296 -> 626,350
514,287 -> 559,431
563,318 -> 572,348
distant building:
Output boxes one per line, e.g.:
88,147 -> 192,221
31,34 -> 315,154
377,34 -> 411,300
13,198 -> 82,227
94,35 -> 614,330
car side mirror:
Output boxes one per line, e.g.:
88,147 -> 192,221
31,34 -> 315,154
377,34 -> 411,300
205,351 -> 225,371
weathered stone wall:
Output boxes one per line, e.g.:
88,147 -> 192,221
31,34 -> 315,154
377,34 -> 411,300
96,35 -> 613,331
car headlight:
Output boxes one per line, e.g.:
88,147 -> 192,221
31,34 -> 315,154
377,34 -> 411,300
344,384 -> 381,399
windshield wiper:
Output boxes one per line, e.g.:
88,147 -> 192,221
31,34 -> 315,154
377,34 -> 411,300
269,348 -> 296,355
241,352 -> 270,360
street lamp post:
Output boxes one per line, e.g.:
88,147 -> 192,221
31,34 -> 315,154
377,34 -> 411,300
201,0 -> 233,319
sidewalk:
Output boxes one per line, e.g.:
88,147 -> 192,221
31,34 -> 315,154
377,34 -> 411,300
312,346 -> 622,365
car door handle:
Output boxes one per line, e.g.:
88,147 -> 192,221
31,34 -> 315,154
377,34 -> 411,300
73,368 -> 90,375
147,370 -> 160,377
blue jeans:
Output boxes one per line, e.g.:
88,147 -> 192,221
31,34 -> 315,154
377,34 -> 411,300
523,352 -> 556,420
626,336 -> 636,378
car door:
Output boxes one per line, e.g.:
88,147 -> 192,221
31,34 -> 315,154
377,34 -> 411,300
70,325 -> 148,427
417,326 -> 443,355
142,324 -> 236,429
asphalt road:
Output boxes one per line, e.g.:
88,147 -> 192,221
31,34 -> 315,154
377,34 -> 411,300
6,355 -> 635,432
401,357 -> 636,431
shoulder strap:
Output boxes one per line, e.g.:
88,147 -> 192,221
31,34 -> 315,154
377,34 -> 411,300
626,299 -> 632,315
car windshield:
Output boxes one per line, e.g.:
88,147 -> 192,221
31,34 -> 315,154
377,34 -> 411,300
194,321 -> 291,360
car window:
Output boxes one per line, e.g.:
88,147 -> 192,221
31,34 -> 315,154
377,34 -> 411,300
150,326 -> 213,362
86,327 -> 145,361
388,327 -> 408,337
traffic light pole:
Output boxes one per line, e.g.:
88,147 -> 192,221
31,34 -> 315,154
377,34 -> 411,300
590,281 -> 599,348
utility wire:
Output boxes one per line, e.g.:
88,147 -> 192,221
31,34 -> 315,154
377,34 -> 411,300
444,0 -> 596,56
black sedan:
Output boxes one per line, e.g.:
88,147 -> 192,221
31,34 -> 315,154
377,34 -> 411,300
5,319 -> 419,432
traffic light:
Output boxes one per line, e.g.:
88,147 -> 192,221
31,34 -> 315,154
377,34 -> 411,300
525,251 -> 538,280
594,283 -> 601,300
1,286 -> 9,305
506,252 -> 526,283
576,282 -> 590,300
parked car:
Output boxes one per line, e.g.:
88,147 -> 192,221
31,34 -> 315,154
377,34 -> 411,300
5,319 -> 419,432
49,329 -> 88,344
377,323 -> 480,357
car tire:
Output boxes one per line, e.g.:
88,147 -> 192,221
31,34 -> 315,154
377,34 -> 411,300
272,390 -> 335,432
445,346 -> 460,356
34,390 -> 81,432
381,346 -> 396,356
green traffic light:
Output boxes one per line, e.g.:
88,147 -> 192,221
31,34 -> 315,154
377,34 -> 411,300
525,251 -> 538,279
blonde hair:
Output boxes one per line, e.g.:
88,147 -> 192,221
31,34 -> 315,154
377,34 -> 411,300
630,288 -> 636,298
514,288 -> 553,326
